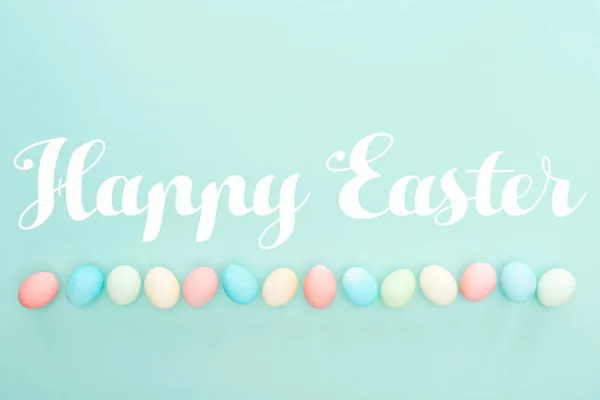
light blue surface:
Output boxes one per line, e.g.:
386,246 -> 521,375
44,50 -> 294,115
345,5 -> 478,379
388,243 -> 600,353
342,267 -> 379,307
500,261 -> 538,303
222,264 -> 259,305
1,1 -> 600,399
65,265 -> 105,307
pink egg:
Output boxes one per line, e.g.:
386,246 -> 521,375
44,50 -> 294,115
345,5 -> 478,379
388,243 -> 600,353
183,267 -> 219,307
460,262 -> 497,302
18,272 -> 59,309
304,264 -> 336,309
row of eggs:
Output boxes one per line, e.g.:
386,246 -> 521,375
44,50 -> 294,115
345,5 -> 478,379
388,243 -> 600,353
17,262 -> 576,310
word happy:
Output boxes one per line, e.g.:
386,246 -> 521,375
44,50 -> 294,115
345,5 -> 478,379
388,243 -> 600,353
14,134 -> 586,249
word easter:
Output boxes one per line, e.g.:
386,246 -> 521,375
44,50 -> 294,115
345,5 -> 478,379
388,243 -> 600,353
326,133 -> 586,224
14,133 -> 585,249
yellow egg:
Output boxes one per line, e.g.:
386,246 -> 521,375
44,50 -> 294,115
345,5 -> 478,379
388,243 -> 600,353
144,267 -> 180,309
262,268 -> 298,307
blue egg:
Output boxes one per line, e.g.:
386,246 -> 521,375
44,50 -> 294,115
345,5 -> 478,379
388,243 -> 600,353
499,261 -> 537,302
66,265 -> 105,306
222,264 -> 258,305
342,267 -> 379,307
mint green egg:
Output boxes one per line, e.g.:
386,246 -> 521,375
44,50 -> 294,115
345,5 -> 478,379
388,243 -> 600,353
381,269 -> 416,308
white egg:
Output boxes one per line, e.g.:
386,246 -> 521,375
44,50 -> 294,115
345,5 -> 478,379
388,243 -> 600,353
537,268 -> 576,307
106,265 -> 142,306
419,265 -> 457,306
144,267 -> 180,309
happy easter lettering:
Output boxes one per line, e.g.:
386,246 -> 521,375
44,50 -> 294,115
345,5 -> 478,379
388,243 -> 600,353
13,133 -> 586,249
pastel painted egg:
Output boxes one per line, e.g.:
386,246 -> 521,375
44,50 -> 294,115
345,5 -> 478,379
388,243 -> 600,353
222,264 -> 258,305
106,265 -> 141,306
380,269 -> 416,308
342,267 -> 378,307
66,265 -> 105,307
183,267 -> 219,307
419,265 -> 457,306
262,268 -> 298,307
460,262 -> 497,302
18,272 -> 59,309
537,268 -> 576,307
304,264 -> 336,309
144,267 -> 180,309
499,261 -> 537,303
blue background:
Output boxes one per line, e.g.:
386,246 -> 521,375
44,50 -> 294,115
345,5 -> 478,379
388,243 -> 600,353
1,1 -> 599,399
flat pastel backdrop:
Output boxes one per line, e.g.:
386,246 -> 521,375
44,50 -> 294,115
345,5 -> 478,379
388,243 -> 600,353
1,1 -> 599,399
